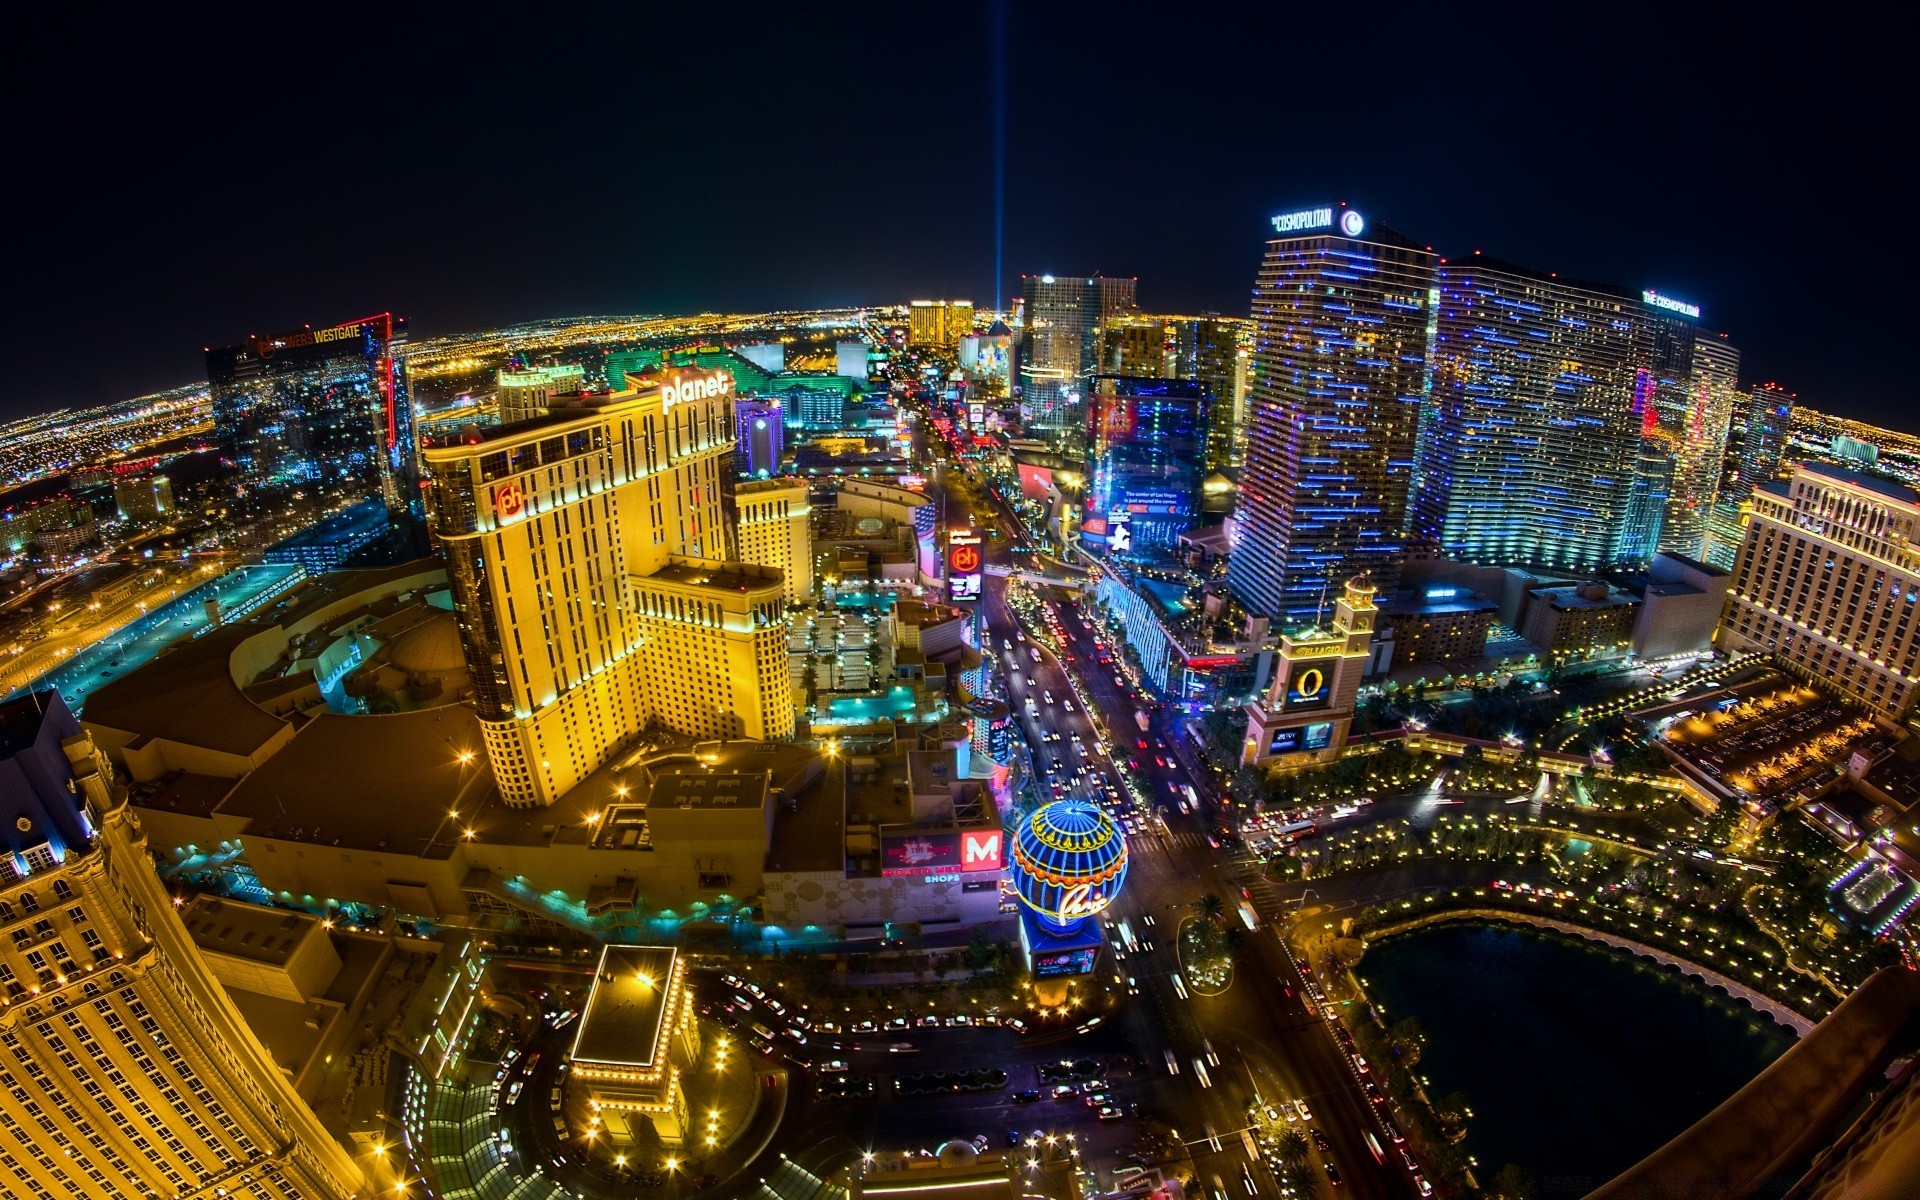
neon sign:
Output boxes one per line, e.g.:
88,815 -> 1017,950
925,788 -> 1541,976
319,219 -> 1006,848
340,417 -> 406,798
1641,290 -> 1700,319
660,369 -> 732,411
1339,209 -> 1366,236
1059,882 -> 1110,920
962,829 -> 1002,869
494,482 -> 527,520
1271,207 -> 1334,233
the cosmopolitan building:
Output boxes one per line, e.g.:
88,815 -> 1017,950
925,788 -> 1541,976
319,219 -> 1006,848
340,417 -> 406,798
1229,205 -> 1435,623
423,367 -> 794,807
208,314 -> 414,513
1632,291 -> 1741,559
1018,274 -> 1138,449
1082,376 -> 1209,555
1719,462 -> 1920,719
0,694 -> 361,1200
1413,258 -> 1671,573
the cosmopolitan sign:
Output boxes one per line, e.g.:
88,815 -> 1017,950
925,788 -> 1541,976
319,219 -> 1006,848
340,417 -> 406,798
1271,207 -> 1365,236
1642,290 -> 1701,319
660,369 -> 733,411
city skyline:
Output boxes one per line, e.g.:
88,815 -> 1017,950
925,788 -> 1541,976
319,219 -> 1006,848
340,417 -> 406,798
2,6 -> 1909,429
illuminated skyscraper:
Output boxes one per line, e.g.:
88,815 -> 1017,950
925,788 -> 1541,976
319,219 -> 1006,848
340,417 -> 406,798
908,300 -> 975,348
1101,315 -> 1248,473
1737,383 -> 1796,491
0,693 -> 362,1200
208,314 -> 414,514
1659,328 -> 1742,557
423,367 -> 794,807
1630,291 -> 1739,559
1228,206 -> 1434,623
1018,274 -> 1138,450
735,397 -> 785,478
1413,258 -> 1673,572
1083,376 -> 1209,556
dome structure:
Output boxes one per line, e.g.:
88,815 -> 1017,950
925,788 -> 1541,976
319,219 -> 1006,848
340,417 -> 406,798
1009,799 -> 1128,930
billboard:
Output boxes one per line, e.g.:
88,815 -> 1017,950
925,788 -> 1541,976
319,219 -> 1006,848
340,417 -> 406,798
1284,660 -> 1333,710
882,829 -> 1002,876
1269,720 -> 1336,756
1032,947 -> 1100,978
882,833 -> 960,876
948,531 -> 983,601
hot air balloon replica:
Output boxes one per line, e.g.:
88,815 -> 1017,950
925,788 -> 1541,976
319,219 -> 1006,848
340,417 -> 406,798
1008,798 -> 1128,1000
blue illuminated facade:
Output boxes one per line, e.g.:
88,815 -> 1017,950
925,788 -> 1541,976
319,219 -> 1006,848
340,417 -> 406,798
1082,375 -> 1209,554
1411,259 -> 1669,573
1228,209 -> 1435,624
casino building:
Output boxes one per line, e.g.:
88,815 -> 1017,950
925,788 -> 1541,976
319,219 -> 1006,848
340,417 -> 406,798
423,367 -> 794,807
1241,576 -> 1377,769
208,314 -> 414,516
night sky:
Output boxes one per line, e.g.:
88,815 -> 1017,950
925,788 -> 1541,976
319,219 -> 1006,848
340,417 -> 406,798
5,4 -> 1907,426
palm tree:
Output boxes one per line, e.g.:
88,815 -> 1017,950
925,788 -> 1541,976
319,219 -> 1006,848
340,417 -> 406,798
1196,892 -> 1226,924
1275,1129 -> 1310,1167
1282,1161 -> 1319,1197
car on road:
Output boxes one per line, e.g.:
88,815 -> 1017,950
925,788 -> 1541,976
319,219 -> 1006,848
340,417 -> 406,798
1084,1092 -> 1113,1107
1324,1163 -> 1341,1187
1051,1085 -> 1077,1100
820,1060 -> 848,1073
1003,1017 -> 1028,1033
852,1020 -> 877,1034
1097,1105 -> 1123,1121
1310,1129 -> 1331,1152
1011,1089 -> 1040,1103
1294,1099 -> 1312,1122
1164,1051 -> 1180,1075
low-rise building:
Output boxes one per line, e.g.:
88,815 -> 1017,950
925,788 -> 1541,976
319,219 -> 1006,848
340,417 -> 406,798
568,945 -> 701,1147
1519,581 -> 1641,665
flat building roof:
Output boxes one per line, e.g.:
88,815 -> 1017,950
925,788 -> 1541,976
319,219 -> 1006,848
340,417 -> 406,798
570,945 -> 682,1068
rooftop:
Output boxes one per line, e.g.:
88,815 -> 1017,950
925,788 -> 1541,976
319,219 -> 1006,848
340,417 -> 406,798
646,772 -> 767,812
181,895 -> 324,967
217,708 -> 495,855
1798,461 -> 1919,505
570,945 -> 682,1068
82,622 -> 291,758
642,558 -> 784,593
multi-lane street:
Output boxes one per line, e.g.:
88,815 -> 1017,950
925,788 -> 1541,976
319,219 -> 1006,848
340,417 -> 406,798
919,455 -> 1423,1198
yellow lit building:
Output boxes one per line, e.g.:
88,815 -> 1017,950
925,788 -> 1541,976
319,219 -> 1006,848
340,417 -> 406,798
423,366 -> 788,807
735,477 -> 813,604
908,300 -> 975,349
495,363 -> 587,424
0,693 -> 363,1200
1241,577 -> 1377,769
1719,462 -> 1920,720
631,558 -> 795,742
569,945 -> 701,1147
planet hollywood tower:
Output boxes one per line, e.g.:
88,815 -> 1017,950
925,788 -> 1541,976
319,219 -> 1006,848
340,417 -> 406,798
1228,205 -> 1435,624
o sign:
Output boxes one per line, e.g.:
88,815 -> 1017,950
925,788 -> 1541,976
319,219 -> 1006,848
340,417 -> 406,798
494,482 -> 527,520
